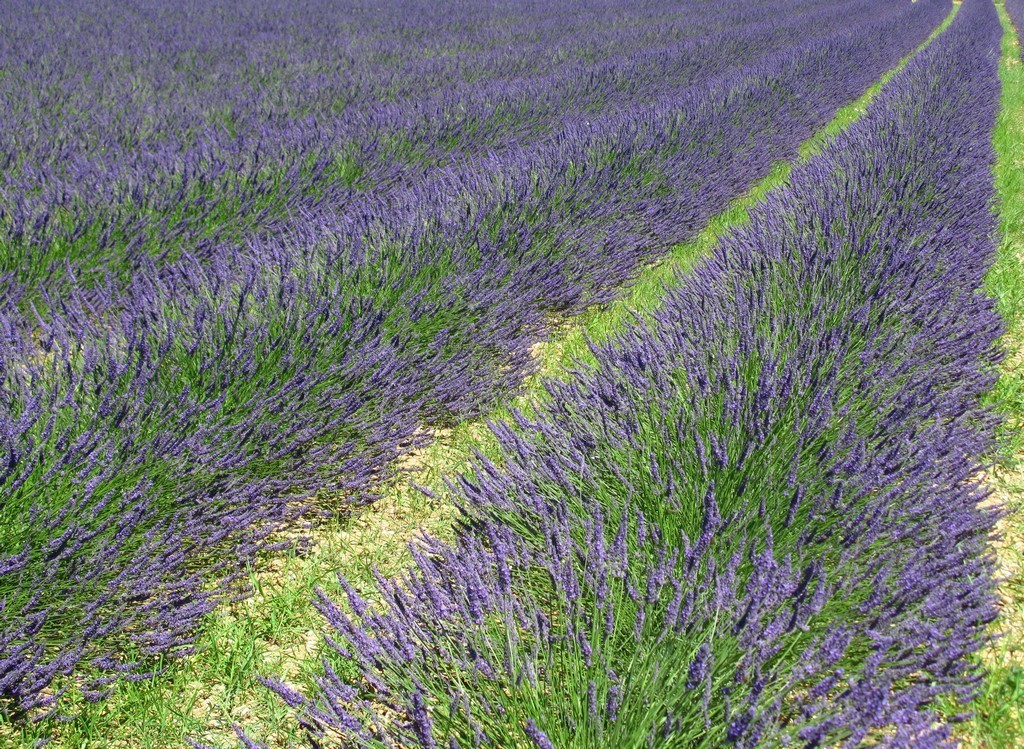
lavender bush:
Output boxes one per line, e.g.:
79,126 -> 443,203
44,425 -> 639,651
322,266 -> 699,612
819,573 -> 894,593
257,0 -> 1004,745
0,0 -> 939,303
0,0 -> 949,722
1008,0 -> 1024,52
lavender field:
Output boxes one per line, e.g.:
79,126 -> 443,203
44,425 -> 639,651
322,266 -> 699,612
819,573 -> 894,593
1,0 -> 1023,746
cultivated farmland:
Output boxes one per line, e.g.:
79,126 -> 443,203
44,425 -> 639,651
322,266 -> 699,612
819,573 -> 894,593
1,0 -> 1023,747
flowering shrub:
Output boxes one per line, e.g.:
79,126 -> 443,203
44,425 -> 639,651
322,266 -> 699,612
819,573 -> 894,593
0,0 -> 949,721
1008,0 -> 1024,49
1,0 -> 944,301
257,1 -> 1003,745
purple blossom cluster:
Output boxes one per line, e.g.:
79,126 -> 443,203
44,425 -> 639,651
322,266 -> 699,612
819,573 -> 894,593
1,0 -> 942,300
0,0 -> 951,722
1008,0 -> 1024,49
256,0 -> 1005,745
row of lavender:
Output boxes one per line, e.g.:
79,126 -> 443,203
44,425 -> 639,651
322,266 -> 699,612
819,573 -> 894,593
1,0 -> 932,300
0,0 -> 950,721
1009,0 -> 1024,51
0,0 -> 835,292
252,1 -> 1005,746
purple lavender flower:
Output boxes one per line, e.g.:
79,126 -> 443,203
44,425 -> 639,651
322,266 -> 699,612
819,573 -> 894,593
244,1 -> 1005,746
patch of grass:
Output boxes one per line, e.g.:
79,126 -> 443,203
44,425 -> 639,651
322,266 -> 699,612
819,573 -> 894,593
956,3 -> 1024,748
